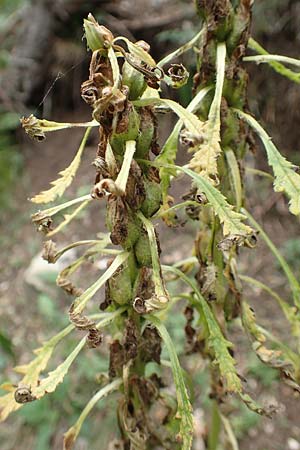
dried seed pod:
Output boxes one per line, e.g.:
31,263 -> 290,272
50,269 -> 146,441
123,318 -> 139,361
91,179 -> 122,199
81,79 -> 99,106
109,340 -> 125,378
42,240 -> 57,263
83,14 -> 114,52
140,178 -> 162,217
20,115 -> 45,141
105,87 -> 127,115
69,302 -> 96,330
133,297 -> 147,314
168,63 -> 189,89
86,328 -> 103,348
218,234 -> 247,252
195,191 -> 208,204
14,385 -> 36,404
31,212 -> 53,233
106,196 -> 141,249
133,267 -> 155,301
124,160 -> 146,210
93,87 -> 128,122
180,129 -> 204,148
109,103 -> 140,155
56,275 -> 83,297
140,325 -> 161,363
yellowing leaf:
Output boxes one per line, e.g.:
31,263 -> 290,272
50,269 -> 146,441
32,194 -> 91,225
33,338 -> 86,399
240,274 -> 300,338
189,42 -> 226,184
31,128 -> 92,204
0,325 -> 74,421
148,315 -> 194,450
236,110 -> 300,215
241,302 -> 300,391
47,199 -> 91,237
63,379 -> 122,450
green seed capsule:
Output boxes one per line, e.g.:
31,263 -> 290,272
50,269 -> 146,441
140,178 -> 162,217
135,107 -> 155,158
134,232 -> 152,267
122,61 -> 147,100
108,262 -> 133,305
110,104 -> 140,156
83,14 -> 114,52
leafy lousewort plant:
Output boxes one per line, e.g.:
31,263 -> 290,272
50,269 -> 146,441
2,3 -> 300,449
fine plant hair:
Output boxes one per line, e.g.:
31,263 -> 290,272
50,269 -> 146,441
2,3 -> 300,449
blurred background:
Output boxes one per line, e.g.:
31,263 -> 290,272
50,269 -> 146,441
0,0 -> 300,449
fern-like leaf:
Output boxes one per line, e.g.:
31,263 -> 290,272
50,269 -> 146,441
236,110 -> 300,215
148,315 -> 194,450
189,42 -> 226,184
31,128 -> 92,204
163,266 -> 272,415
177,166 -> 252,237
0,325 -> 74,421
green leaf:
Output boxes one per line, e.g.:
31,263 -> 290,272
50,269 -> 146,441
71,252 -> 129,316
176,166 -> 252,237
63,379 -> 122,450
140,160 -> 252,237
148,315 -> 194,450
31,128 -> 92,204
136,212 -> 169,311
163,265 -> 270,415
189,42 -> 226,184
108,46 -> 120,93
236,110 -> 300,216
246,39 -> 300,84
163,265 -> 242,393
225,149 -> 242,210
